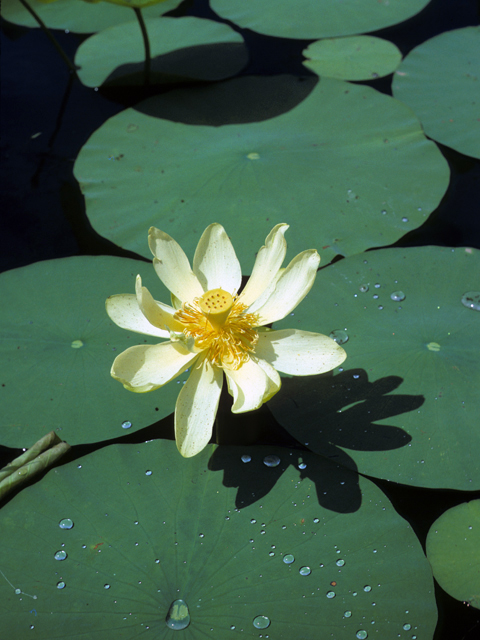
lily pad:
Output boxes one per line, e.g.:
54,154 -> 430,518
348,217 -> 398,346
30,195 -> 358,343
393,26 -> 480,159
268,246 -> 480,490
0,256 -> 187,448
74,76 -> 449,270
426,500 -> 480,609
303,36 -> 402,81
1,0 -> 182,33
0,440 -> 437,638
75,17 -> 247,87
210,0 -> 431,39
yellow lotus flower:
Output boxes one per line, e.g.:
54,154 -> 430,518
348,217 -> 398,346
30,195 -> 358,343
107,224 -> 347,457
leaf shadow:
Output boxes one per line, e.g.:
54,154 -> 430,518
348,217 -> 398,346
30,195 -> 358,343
268,368 -> 423,465
135,74 -> 318,125
101,42 -> 249,88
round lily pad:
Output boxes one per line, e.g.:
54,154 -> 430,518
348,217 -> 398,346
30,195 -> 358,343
393,26 -> 480,160
268,246 -> 480,490
0,440 -> 437,638
1,0 -> 182,33
75,17 -> 247,87
303,36 -> 402,81
0,256 -> 186,448
73,76 -> 449,270
426,500 -> 480,609
210,0 -> 431,39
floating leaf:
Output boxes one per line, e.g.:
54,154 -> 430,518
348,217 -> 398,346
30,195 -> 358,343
0,256 -> 184,448
75,17 -> 247,87
0,440 -> 437,638
393,26 -> 480,159
269,246 -> 480,490
210,0 -> 431,39
74,76 -> 449,269
1,0 -> 182,33
426,500 -> 480,609
303,36 -> 402,81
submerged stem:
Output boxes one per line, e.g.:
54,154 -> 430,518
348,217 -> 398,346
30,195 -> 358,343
133,7 -> 151,86
18,0 -> 78,77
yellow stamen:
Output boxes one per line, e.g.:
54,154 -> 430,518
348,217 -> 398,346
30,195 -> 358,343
173,290 -> 259,369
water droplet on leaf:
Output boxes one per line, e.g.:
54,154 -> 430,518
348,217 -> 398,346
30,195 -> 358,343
241,454 -> 252,463
58,519 -> 74,530
299,566 -> 311,576
121,421 -> 132,429
390,291 -> 405,302
329,330 -> 348,345
263,455 -> 280,467
165,599 -> 190,630
253,615 -> 270,629
283,554 -> 295,564
461,291 -> 480,311
54,550 -> 67,561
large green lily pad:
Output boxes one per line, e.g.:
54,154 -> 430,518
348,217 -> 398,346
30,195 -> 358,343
0,440 -> 437,638
1,0 -> 182,33
74,76 -> 449,271
268,246 -> 480,490
75,17 -> 246,87
392,26 -> 480,160
0,256 -> 186,448
303,36 -> 402,81
210,0 -> 431,39
426,500 -> 480,609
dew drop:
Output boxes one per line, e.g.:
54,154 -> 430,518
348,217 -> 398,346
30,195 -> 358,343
104,583 -> 111,589
329,329 -> 348,345
283,554 -> 295,564
145,470 -> 152,476
402,217 -> 408,222
356,631 -> 368,639
336,559 -> 345,567
391,291 -> 405,302
121,421 -> 132,429
250,519 -> 257,524
54,550 -> 67,561
313,518 -> 319,524
326,591 -> 336,599
363,585 -> 372,592
15,588 -> 21,595
56,581 -> 66,589
344,610 -> 352,618
263,455 -> 280,467
461,291 -> 480,311
253,615 -> 270,629
359,284 -> 369,293
241,454 -> 252,463
165,599 -> 190,630
298,462 -> 307,470
403,623 -> 411,631
58,518 -> 74,530
299,566 -> 311,576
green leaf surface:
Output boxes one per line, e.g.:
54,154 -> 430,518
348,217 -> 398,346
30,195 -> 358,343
393,26 -> 480,159
1,0 -> 182,33
75,17 -> 247,87
303,36 -> 402,81
268,246 -> 480,490
0,256 -> 186,448
74,76 -> 449,270
0,440 -> 437,638
210,0 -> 431,39
426,500 -> 480,609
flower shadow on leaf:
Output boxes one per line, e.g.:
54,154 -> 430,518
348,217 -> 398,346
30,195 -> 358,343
268,368 -> 423,470
208,444 -> 361,514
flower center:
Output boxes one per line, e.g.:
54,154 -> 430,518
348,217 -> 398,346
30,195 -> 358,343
173,288 -> 259,369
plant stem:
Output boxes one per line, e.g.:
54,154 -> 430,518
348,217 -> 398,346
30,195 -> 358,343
134,7 -> 151,86
18,0 -> 78,77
